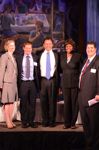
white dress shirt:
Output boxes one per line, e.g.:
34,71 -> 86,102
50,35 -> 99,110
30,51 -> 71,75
40,50 -> 56,78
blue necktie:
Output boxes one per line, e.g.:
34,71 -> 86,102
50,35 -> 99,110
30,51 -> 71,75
26,55 -> 30,78
46,53 -> 51,79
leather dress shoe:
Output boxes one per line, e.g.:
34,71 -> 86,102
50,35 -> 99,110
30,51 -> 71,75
71,125 -> 77,129
63,125 -> 70,129
49,122 -> 56,127
30,123 -> 38,128
22,123 -> 29,128
42,122 -> 49,127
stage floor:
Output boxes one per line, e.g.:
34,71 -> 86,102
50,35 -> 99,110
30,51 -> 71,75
0,121 -> 83,132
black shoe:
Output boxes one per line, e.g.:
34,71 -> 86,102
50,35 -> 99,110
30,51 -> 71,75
29,122 -> 38,128
49,122 -> 56,127
71,125 -> 77,129
42,122 -> 49,127
63,125 -> 70,129
22,123 -> 29,128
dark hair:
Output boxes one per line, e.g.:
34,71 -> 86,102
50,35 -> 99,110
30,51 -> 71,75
87,41 -> 96,48
43,36 -> 54,44
22,41 -> 32,47
65,38 -> 75,49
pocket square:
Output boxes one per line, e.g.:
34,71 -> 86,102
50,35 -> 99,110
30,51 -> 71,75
34,62 -> 37,66
90,68 -> 96,73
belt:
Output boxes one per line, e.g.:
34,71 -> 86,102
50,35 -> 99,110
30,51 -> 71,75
41,77 -> 54,80
21,80 -> 34,82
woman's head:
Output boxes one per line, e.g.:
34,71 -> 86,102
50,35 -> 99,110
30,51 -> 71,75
4,40 -> 15,53
65,39 -> 75,54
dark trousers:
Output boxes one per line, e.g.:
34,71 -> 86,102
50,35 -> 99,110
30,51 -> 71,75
40,78 -> 57,124
20,80 -> 36,124
62,87 -> 79,126
78,96 -> 99,150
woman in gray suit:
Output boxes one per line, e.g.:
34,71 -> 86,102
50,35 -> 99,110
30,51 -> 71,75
0,40 -> 18,129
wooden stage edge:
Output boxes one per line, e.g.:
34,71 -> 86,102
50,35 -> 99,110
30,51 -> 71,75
0,121 -> 85,150
0,121 -> 83,132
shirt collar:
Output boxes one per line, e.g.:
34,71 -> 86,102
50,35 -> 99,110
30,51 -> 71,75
24,54 -> 32,57
88,54 -> 96,63
45,49 -> 52,54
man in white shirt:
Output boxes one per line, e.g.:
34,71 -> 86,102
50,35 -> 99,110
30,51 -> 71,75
39,37 -> 59,127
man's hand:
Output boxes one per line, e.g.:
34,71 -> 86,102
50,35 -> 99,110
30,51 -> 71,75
95,95 -> 99,101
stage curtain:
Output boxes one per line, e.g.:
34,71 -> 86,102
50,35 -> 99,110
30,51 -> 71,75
87,0 -> 99,54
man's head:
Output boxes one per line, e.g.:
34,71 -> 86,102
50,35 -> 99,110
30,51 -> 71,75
86,41 -> 96,58
43,37 -> 54,52
23,41 -> 32,55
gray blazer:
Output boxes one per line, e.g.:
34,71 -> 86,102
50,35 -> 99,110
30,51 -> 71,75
0,52 -> 17,88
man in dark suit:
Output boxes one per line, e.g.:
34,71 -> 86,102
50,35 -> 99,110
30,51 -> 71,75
16,41 -> 39,128
39,37 -> 59,127
78,41 -> 99,150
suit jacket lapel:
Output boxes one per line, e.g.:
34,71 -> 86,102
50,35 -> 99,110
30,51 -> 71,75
18,54 -> 23,74
53,51 -> 58,70
65,53 -> 74,64
7,52 -> 17,70
83,56 -> 97,75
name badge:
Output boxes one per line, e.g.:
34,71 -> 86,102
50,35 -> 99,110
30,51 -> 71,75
34,62 -> 37,66
90,68 -> 96,73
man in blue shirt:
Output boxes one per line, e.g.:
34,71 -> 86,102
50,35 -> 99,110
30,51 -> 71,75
16,41 -> 39,128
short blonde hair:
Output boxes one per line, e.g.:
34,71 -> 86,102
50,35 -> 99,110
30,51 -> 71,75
4,39 -> 15,51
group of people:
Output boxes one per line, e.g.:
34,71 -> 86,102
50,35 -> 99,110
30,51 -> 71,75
0,37 -> 99,149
